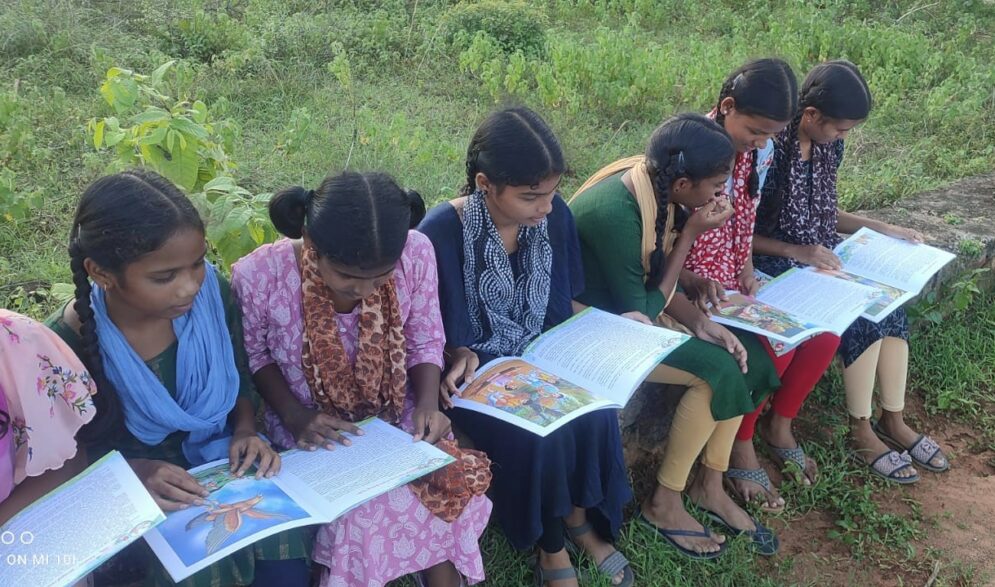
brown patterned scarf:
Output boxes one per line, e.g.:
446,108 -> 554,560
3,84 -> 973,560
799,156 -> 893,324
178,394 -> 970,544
299,245 -> 491,522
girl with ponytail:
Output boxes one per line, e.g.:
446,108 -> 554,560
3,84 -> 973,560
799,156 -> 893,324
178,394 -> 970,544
231,170 -> 492,587
754,60 -> 948,484
419,107 -> 635,587
571,113 -> 781,560
682,58 -> 843,512
46,169 -> 308,586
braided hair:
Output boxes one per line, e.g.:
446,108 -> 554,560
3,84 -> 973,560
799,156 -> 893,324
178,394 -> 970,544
269,171 -> 425,270
759,60 -> 871,235
644,113 -> 736,290
460,107 -> 566,197
69,169 -> 204,441
714,58 -> 798,200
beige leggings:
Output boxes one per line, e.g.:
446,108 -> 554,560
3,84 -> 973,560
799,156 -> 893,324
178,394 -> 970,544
842,337 -> 908,419
647,364 -> 743,492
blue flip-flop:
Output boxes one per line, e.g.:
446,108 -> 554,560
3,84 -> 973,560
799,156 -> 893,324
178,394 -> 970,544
637,512 -> 726,560
691,505 -> 780,556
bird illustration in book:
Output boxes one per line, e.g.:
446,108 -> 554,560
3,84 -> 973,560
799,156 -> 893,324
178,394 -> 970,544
185,494 -> 290,554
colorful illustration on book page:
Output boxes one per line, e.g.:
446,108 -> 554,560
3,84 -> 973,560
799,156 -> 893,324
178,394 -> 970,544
835,232 -> 873,263
813,268 -> 905,319
715,295 -> 813,338
156,474 -> 310,564
461,359 -> 599,427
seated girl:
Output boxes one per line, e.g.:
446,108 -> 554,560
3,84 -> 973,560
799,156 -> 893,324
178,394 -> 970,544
570,113 -> 781,558
754,60 -> 948,483
46,170 -> 309,587
230,170 -> 492,587
0,310 -> 96,526
680,58 -> 841,508
419,107 -> 635,586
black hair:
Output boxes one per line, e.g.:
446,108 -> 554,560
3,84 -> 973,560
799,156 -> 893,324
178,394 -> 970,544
461,106 -> 566,197
268,170 -> 424,270
714,58 -> 799,200
644,113 -> 736,290
69,169 -> 205,442
800,59 -> 872,120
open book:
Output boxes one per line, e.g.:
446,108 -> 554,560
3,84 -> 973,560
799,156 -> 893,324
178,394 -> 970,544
145,418 -> 454,582
712,228 -> 956,344
0,451 -> 166,587
453,308 -> 689,436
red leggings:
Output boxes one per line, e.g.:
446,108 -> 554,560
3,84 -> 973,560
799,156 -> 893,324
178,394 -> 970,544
736,333 -> 841,441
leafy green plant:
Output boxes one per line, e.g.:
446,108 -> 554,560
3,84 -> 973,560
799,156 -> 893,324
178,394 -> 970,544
190,176 -> 277,267
87,61 -> 237,192
957,237 -> 983,258
443,0 -> 548,56
166,10 -> 248,63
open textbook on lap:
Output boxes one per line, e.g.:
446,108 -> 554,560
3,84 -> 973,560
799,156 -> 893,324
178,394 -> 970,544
145,418 -> 454,582
712,228 -> 955,346
0,451 -> 165,587
452,308 -> 690,436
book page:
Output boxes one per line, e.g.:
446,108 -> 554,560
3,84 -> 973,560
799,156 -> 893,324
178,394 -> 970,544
144,460 -> 325,583
0,451 -> 165,587
454,357 -> 617,436
756,268 -> 878,334
146,419 -> 454,583
835,227 -> 955,291
277,418 -> 455,517
711,292 -> 827,345
522,308 -> 690,405
813,269 -> 915,323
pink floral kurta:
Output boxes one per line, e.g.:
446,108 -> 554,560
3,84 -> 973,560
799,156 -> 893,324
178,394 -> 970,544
231,232 -> 491,587
0,310 -> 96,503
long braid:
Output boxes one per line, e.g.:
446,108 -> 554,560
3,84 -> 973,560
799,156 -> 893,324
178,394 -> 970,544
645,152 -> 684,290
460,148 -> 478,197
69,234 -> 122,442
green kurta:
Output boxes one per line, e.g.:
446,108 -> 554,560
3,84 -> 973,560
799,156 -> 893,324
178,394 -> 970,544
46,275 -> 311,587
570,172 -> 779,419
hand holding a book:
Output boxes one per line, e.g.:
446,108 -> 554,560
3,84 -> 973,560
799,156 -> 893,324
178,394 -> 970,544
229,430 -> 281,479
412,406 -> 452,444
880,224 -> 925,243
440,346 -> 480,408
129,458 -> 210,511
681,271 -> 728,315
790,244 -> 842,270
287,407 -> 363,451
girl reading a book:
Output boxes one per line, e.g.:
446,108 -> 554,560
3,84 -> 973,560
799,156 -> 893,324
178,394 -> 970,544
0,310 -> 96,526
570,113 -> 780,559
678,58 -> 843,509
46,170 -> 310,587
753,60 -> 948,482
231,170 -> 492,587
419,107 -> 635,587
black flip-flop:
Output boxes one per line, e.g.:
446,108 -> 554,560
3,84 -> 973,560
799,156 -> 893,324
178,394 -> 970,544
636,512 -> 726,560
691,505 -> 780,556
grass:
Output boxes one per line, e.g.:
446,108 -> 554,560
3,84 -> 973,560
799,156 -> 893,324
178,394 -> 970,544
1,0 -> 994,585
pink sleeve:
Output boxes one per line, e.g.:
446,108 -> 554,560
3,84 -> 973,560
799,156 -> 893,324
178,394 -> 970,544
231,251 -> 276,374
400,232 -> 446,370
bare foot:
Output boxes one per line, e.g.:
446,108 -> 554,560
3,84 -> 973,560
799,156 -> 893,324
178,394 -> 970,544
759,412 -> 818,485
850,417 -> 918,479
728,440 -> 784,510
687,468 -> 756,532
877,410 -> 948,470
536,548 -> 578,587
563,508 -> 627,585
641,485 -> 725,554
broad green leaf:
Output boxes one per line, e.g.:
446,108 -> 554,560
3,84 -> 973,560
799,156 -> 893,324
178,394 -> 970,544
93,119 -> 105,148
149,60 -> 177,87
170,117 -> 210,139
191,100 -> 208,124
138,125 -> 169,146
141,142 -> 199,191
131,108 -> 171,124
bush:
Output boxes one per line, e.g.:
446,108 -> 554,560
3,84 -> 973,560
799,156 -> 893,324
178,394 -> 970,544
443,0 -> 548,56
165,10 -> 249,63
